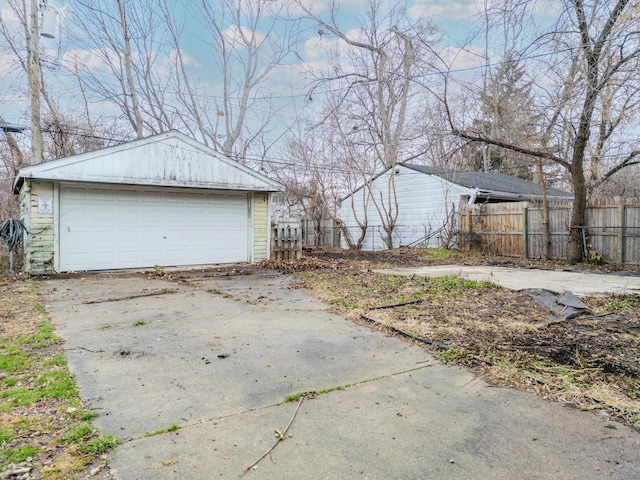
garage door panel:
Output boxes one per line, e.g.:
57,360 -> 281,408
115,229 -> 139,244
87,189 -> 114,202
59,186 -> 249,271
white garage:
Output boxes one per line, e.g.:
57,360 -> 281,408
14,131 -> 283,274
59,185 -> 250,271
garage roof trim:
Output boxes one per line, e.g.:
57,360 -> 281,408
14,130 -> 284,193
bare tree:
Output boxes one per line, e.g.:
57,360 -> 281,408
275,117 -> 371,249
198,0 -> 300,160
67,0 -> 168,137
294,0 -> 439,249
444,0 -> 640,263
0,117 -> 27,219
66,0 -> 300,161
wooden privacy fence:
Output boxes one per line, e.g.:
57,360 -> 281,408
458,199 -> 640,265
271,218 -> 302,261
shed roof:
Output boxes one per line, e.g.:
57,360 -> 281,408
14,130 -> 284,193
401,163 -> 573,200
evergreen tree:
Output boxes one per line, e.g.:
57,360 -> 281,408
469,55 -> 541,179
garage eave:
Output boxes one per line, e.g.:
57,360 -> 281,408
13,130 -> 284,194
475,190 -> 574,202
14,173 -> 284,193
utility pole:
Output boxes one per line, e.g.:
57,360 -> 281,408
29,0 -> 43,164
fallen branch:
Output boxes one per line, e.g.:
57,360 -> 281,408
360,314 -> 449,350
370,299 -> 426,310
74,346 -> 105,353
82,289 -> 176,304
242,397 -> 304,475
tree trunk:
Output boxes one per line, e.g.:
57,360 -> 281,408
568,161 -> 587,263
383,228 -> 394,250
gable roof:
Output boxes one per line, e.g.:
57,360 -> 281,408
401,163 -> 573,200
14,130 -> 284,193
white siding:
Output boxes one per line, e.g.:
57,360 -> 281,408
339,166 -> 471,250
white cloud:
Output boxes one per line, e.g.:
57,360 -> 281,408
222,24 -> 266,49
531,0 -> 563,18
0,1 -> 22,26
304,35 -> 338,60
61,49 -> 109,71
283,0 -> 331,17
283,0 -> 374,19
302,28 -> 351,60
438,45 -> 488,72
167,49 -> 201,69
0,51 -> 20,75
409,0 -> 481,21
301,27 -> 371,79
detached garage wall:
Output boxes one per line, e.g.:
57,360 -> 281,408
57,184 -> 253,272
19,181 -> 56,274
253,192 -> 269,262
14,132 -> 284,273
19,183 -> 275,274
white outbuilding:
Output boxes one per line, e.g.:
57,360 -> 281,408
339,163 -> 574,250
13,131 -> 284,274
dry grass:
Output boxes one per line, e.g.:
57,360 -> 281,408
0,282 -> 44,337
293,251 -> 640,429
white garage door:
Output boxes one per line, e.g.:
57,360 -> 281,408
59,185 -> 249,271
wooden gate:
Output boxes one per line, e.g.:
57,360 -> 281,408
271,219 -> 302,261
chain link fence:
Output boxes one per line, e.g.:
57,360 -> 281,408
301,224 -> 456,251
572,226 -> 640,265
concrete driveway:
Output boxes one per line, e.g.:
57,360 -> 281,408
39,268 -> 639,480
373,265 -> 640,295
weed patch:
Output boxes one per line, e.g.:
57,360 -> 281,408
606,294 -> 640,310
0,427 -> 13,444
0,351 -> 32,373
59,423 -> 97,444
142,424 -> 179,438
0,280 -> 118,477
437,347 -> 470,364
0,445 -> 40,465
78,435 -> 120,455
79,411 -> 100,422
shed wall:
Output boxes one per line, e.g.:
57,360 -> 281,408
339,167 -> 470,250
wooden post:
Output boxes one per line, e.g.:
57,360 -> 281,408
522,206 -> 528,259
617,203 -> 625,265
29,0 -> 43,164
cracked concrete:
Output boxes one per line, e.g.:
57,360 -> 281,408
38,269 -> 640,479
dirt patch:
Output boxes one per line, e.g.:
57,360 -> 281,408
271,249 -> 640,429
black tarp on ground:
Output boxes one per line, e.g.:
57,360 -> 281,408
522,288 -> 592,322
